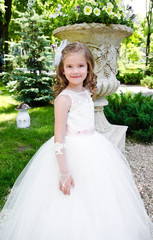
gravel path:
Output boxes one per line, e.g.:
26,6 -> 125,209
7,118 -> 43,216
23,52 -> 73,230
117,84 -> 153,97
125,141 -> 153,221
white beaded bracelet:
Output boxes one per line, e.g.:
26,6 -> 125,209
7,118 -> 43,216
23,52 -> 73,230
54,142 -> 66,155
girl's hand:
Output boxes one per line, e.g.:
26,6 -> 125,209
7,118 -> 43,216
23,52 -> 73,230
59,175 -> 75,195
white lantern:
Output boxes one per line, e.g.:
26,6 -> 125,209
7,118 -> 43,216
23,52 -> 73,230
16,103 -> 31,128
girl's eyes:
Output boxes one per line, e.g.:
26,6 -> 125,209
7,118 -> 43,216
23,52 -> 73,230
66,65 -> 85,68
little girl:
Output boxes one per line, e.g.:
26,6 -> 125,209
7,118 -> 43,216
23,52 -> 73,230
0,42 -> 152,240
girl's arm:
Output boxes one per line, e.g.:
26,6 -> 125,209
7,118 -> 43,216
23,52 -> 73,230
54,95 -> 74,195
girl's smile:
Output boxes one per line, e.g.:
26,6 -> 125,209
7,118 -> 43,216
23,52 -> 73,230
63,52 -> 88,88
70,76 -> 81,78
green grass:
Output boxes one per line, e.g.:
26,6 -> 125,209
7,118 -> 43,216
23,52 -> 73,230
0,88 -> 54,209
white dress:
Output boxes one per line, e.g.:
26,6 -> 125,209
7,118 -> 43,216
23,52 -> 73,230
0,89 -> 152,240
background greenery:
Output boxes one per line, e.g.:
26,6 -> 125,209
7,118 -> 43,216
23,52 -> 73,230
1,70 -> 54,106
105,92 -> 153,143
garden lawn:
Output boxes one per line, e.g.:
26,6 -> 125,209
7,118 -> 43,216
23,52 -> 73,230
0,90 -> 54,210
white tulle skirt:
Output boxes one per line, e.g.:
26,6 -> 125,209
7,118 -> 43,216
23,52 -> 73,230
0,131 -> 152,240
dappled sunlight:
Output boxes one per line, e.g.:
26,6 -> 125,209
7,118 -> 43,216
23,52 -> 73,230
0,95 -> 19,108
0,113 -> 17,123
36,125 -> 54,135
29,105 -> 54,114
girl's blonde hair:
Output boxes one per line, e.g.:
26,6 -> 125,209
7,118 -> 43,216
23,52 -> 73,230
53,42 -> 97,98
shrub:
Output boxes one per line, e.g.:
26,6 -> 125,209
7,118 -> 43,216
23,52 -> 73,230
140,75 -> 153,89
104,92 -> 153,143
1,70 -> 54,106
117,70 -> 144,85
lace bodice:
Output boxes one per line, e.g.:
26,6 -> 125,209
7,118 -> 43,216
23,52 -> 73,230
57,88 -> 95,135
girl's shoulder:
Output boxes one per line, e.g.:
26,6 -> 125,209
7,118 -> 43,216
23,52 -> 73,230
54,89 -> 72,106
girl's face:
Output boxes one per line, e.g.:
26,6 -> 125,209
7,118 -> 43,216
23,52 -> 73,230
63,52 -> 88,87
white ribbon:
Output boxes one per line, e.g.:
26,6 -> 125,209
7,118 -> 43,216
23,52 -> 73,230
53,39 -> 69,66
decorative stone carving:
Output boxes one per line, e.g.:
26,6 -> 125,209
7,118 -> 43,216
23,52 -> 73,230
53,23 -> 133,150
89,43 -> 121,132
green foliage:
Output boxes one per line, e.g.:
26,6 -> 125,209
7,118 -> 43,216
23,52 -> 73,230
104,92 -> 153,143
119,23 -> 145,65
1,70 -> 54,106
50,0 -> 135,28
117,70 -> 144,84
9,0 -> 56,43
8,0 -> 28,44
13,0 -> 28,12
3,53 -> 17,71
1,6 -> 55,107
0,0 -> 5,21
141,75 -> 153,89
10,9 -> 53,73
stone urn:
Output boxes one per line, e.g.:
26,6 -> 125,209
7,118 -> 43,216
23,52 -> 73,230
53,23 -> 133,151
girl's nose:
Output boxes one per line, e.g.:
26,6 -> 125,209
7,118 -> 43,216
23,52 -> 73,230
73,67 -> 79,73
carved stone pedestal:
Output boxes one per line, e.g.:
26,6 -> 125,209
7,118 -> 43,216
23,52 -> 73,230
53,23 -> 133,151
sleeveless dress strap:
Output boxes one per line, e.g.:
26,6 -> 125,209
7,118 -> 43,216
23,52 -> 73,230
54,88 -> 91,105
54,90 -> 73,105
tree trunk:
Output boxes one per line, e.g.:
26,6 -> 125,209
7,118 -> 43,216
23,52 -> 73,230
0,0 -> 12,55
146,27 -> 151,66
0,13 -> 5,53
146,0 -> 153,66
4,0 -> 12,54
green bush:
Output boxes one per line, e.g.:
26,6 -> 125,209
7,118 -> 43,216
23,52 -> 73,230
104,92 -> 153,143
140,75 -> 153,89
117,70 -> 144,85
1,70 -> 54,106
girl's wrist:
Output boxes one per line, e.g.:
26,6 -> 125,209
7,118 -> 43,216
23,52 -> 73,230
60,172 -> 70,176
60,172 -> 71,188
